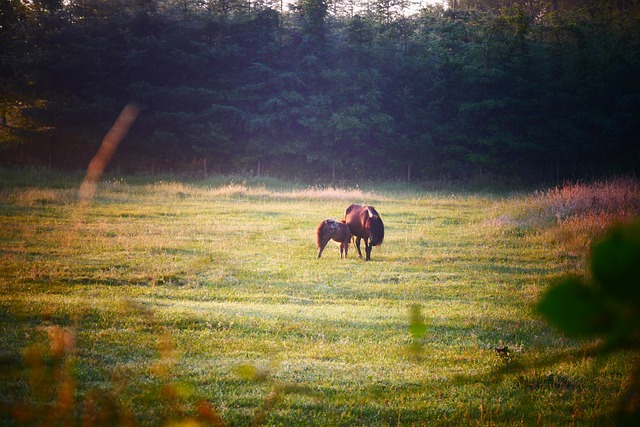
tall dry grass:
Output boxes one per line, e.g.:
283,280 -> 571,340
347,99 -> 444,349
506,177 -> 640,261
533,177 -> 640,223
139,181 -> 377,201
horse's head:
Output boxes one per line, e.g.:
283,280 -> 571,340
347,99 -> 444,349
367,215 -> 384,246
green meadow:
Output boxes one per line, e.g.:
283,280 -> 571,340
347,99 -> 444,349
0,170 -> 637,426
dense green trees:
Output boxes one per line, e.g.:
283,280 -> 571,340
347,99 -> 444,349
1,0 -> 639,181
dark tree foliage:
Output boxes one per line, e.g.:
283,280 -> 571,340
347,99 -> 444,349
1,0 -> 639,181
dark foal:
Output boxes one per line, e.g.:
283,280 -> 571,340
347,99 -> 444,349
316,219 -> 351,258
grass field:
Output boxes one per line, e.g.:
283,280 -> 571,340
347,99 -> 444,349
1,169 -> 638,426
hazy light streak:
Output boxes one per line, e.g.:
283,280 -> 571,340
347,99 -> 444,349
78,103 -> 139,204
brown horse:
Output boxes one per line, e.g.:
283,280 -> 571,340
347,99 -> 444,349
343,204 -> 384,261
316,219 -> 351,259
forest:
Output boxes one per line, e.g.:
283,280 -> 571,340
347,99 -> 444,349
1,0 -> 640,182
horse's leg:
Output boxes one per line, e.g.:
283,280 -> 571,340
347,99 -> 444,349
355,237 -> 363,258
365,238 -> 372,261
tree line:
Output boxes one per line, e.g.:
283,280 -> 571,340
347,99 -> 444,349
1,0 -> 639,182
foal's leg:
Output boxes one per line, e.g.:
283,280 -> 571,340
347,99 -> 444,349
340,241 -> 348,258
343,232 -> 350,258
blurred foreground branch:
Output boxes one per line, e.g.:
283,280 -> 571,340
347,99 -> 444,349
78,103 -> 139,204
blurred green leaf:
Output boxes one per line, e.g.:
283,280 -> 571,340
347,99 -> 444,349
537,221 -> 640,348
536,276 -> 611,338
409,304 -> 428,339
591,224 -> 640,302
236,364 -> 269,382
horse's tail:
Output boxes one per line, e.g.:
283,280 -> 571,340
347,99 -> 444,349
316,220 -> 326,248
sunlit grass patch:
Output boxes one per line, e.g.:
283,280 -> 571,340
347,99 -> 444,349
0,171 -> 636,426
154,181 -> 378,202
0,187 -> 78,207
274,186 -> 377,202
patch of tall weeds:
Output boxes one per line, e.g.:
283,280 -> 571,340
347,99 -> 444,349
499,178 -> 640,261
